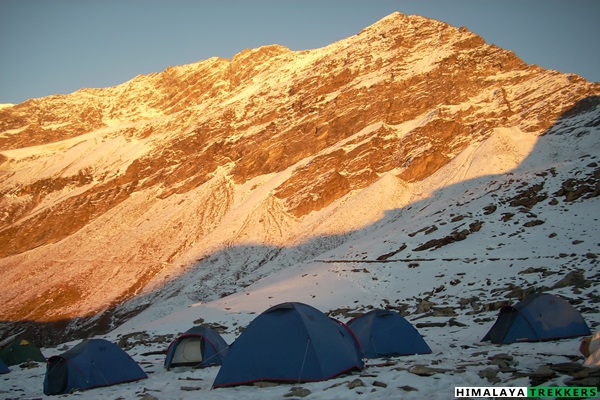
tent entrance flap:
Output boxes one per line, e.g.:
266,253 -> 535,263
172,337 -> 204,365
44,358 -> 69,395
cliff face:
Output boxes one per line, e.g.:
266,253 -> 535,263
0,12 -> 598,336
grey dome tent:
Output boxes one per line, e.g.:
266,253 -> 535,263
482,293 -> 591,344
164,325 -> 229,369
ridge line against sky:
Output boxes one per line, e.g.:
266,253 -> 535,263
1,0 -> 599,105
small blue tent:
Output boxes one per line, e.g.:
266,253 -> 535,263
347,309 -> 432,358
213,302 -> 363,388
43,339 -> 147,395
482,293 -> 591,344
164,325 -> 229,369
0,357 -> 9,374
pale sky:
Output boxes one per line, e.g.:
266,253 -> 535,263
1,0 -> 599,104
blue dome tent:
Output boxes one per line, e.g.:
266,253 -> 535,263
347,309 -> 432,358
164,325 -> 229,369
43,338 -> 147,395
213,302 -> 363,388
482,293 -> 591,344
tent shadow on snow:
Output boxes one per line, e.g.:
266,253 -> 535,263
0,95 -> 599,355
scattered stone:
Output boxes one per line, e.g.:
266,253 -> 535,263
415,321 -> 447,328
408,226 -> 432,237
408,365 -> 449,376
324,381 -> 348,390
555,174 -> 600,202
469,221 -> 483,232
253,381 -> 279,388
509,183 -> 547,209
284,387 -> 311,398
117,331 -> 151,350
523,219 -> 545,227
501,212 -> 515,222
348,378 -> 365,389
372,381 -> 388,388
459,296 -> 482,310
328,307 -> 363,319
385,303 -> 410,315
360,373 -> 378,378
478,367 -> 499,383
206,322 -> 229,333
416,299 -> 435,314
489,353 -> 513,362
19,361 -> 39,369
376,244 -> 407,260
180,386 -> 202,391
483,204 -> 497,215
399,385 -> 418,392
528,365 -> 557,385
141,350 -> 167,357
552,270 -> 591,289
502,285 -> 547,300
413,228 -> 471,251
482,300 -> 509,312
549,363 -> 586,375
370,360 -> 398,368
139,394 -> 159,400
425,225 -> 438,235
567,376 -> 600,387
431,307 -> 456,317
490,359 -> 517,373
519,267 -> 554,276
448,318 -> 467,327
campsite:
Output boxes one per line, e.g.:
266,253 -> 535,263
1,4 -> 600,398
1,291 -> 598,399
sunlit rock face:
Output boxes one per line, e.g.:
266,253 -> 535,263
0,12 -> 599,340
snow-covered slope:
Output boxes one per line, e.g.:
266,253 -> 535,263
3,94 -> 599,399
0,15 -> 599,396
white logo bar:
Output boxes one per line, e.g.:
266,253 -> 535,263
455,387 -> 528,398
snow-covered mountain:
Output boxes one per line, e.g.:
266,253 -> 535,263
0,10 -> 598,358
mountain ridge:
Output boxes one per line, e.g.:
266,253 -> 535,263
0,12 -> 599,344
